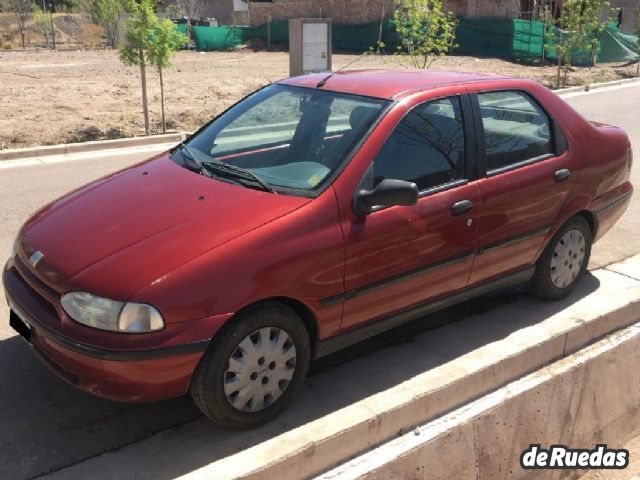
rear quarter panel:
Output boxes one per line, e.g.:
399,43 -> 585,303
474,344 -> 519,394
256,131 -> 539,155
498,80 -> 631,249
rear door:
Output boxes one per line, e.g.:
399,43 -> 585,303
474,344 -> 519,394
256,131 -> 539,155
468,88 -> 573,285
339,94 -> 480,330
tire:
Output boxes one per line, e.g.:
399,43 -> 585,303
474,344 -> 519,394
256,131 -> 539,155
528,216 -> 592,301
189,302 -> 310,429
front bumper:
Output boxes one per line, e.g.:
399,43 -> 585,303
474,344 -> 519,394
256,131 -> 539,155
3,259 -> 231,403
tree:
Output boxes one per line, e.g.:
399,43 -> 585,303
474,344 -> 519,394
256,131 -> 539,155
391,0 -> 457,69
118,0 -> 157,135
95,0 -> 125,47
34,6 -> 52,48
547,0 -> 612,87
7,0 -> 33,49
546,0 -> 589,88
174,0 -> 204,19
583,0 -> 612,66
147,18 -> 187,133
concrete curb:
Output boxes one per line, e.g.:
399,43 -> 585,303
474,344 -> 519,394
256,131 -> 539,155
318,321 -> 640,480
0,132 -> 186,162
170,255 -> 640,480
556,77 -> 640,95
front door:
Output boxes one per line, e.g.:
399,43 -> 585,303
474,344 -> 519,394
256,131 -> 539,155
340,95 -> 480,330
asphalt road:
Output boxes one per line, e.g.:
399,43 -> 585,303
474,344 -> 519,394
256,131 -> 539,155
0,85 -> 638,479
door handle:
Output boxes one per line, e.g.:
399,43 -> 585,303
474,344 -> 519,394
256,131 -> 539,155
554,169 -> 571,183
450,200 -> 473,216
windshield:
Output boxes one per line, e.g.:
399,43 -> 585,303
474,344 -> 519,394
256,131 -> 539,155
171,84 -> 389,195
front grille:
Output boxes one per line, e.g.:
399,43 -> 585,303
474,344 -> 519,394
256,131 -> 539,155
14,255 -> 60,296
11,258 -> 60,321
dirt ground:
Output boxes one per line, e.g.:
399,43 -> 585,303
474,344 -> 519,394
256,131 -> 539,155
580,433 -> 640,479
0,48 -> 638,149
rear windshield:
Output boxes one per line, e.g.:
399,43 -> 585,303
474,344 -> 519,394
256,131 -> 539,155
173,84 -> 389,195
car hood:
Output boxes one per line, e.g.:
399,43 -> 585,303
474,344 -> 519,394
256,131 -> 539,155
18,154 -> 309,298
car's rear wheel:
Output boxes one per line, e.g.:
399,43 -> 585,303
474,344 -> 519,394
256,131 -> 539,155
528,216 -> 592,301
189,302 -> 310,429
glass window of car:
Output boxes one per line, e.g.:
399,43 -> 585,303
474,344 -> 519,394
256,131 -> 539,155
172,85 -> 388,194
372,96 -> 466,192
477,90 -> 553,172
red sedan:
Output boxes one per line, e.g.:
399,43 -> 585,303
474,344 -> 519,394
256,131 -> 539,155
3,70 -> 633,428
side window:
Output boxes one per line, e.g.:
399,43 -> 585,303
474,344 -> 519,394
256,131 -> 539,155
477,90 -> 553,172
373,96 -> 466,192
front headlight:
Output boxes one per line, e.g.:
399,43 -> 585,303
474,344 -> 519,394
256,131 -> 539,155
61,291 -> 164,333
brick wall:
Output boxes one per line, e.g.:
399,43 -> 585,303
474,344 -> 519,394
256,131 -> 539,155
249,0 -> 395,26
248,0 -> 523,26
470,0 -> 520,17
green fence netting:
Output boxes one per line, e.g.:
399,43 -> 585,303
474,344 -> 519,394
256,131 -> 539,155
183,18 -> 639,65
454,19 -> 638,64
191,25 -> 250,50
250,20 -> 289,46
599,26 -> 640,63
174,22 -> 188,35
332,22 -> 381,51
456,18 -> 546,61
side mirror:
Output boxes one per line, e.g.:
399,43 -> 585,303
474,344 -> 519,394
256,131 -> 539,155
353,179 -> 419,216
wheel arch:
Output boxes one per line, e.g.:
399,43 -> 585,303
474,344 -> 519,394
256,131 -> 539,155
575,209 -> 597,238
535,205 -> 595,263
221,296 -> 319,345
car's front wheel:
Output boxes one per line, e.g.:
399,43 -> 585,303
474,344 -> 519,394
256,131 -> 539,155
528,216 -> 592,301
189,302 -> 310,429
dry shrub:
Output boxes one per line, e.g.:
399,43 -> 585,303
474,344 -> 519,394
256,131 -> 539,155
76,22 -> 105,47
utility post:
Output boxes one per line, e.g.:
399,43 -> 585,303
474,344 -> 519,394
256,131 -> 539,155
48,0 -> 56,49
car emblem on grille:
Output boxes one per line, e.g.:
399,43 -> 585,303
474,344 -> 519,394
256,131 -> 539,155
28,251 -> 44,268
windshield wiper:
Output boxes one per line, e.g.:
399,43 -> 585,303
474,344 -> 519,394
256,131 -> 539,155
174,141 -> 209,176
201,160 -> 276,193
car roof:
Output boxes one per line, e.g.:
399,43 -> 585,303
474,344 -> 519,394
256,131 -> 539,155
278,69 -> 510,100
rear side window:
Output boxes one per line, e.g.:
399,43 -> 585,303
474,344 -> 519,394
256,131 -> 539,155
477,90 -> 553,172
373,96 -> 466,191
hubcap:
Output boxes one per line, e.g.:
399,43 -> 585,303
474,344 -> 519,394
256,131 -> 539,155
223,327 -> 296,413
550,229 -> 586,289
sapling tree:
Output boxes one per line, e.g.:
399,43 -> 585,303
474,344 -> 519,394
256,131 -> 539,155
584,0 -> 612,66
547,0 -> 611,87
118,0 -> 157,135
546,0 -> 587,88
7,0 -> 33,49
147,18 -> 187,133
34,6 -> 52,48
392,0 -> 457,69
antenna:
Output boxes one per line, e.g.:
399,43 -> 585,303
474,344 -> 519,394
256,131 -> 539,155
316,54 -> 371,88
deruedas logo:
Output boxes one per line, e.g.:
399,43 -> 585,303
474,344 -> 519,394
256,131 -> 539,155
520,444 -> 629,469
